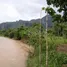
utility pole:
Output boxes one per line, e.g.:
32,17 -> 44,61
45,12 -> 48,67
39,9 -> 42,67
42,7 -> 48,67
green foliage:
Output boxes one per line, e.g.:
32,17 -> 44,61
0,23 -> 67,67
46,7 -> 56,16
52,14 -> 63,22
46,0 -> 67,21
45,5 -> 67,37
53,22 -> 67,36
42,7 -> 45,10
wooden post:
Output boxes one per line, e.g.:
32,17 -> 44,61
46,13 -> 48,67
39,9 -> 42,67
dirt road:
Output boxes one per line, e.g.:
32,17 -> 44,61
0,37 -> 30,67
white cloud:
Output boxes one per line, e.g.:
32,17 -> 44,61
0,4 -> 22,23
0,0 -> 47,23
7,5 -> 21,18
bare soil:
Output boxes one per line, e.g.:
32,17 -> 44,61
56,44 -> 67,53
56,44 -> 67,67
62,64 -> 67,67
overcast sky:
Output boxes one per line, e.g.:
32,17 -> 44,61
0,0 -> 48,23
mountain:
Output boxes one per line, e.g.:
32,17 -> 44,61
0,15 -> 53,30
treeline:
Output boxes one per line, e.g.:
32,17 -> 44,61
0,23 -> 45,41
53,22 -> 67,37
0,22 -> 67,40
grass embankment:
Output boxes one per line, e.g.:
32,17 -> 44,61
27,35 -> 67,67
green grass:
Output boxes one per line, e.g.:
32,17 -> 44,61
27,36 -> 67,67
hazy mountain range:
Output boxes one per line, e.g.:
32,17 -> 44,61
0,15 -> 53,30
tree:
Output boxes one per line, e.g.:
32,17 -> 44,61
45,0 -> 67,36
46,0 -> 67,22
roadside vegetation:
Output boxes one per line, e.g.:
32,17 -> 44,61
0,22 -> 67,67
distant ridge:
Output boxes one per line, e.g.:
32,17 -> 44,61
0,15 -> 53,30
